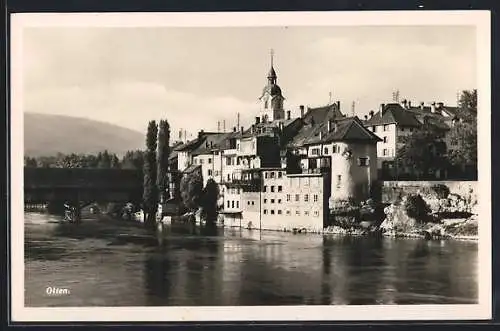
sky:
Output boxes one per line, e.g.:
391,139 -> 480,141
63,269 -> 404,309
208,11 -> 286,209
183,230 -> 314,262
22,25 -> 476,140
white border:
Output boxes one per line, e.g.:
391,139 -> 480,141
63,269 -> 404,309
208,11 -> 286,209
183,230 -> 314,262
10,11 -> 492,322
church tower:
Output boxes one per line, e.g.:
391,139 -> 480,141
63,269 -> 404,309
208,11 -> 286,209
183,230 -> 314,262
259,49 -> 285,122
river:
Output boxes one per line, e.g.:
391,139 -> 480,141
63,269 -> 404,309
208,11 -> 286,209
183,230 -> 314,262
24,211 -> 478,306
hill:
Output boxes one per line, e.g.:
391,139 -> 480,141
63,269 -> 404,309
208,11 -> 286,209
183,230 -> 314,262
24,113 -> 145,157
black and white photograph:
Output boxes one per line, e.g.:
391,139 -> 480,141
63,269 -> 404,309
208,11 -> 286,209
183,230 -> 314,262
10,11 -> 491,322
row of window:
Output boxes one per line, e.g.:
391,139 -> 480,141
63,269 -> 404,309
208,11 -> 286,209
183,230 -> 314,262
227,188 -> 241,195
284,194 -> 319,203
263,209 -> 321,217
263,185 -> 283,192
311,145 -> 342,156
226,200 -> 240,209
264,171 -> 283,179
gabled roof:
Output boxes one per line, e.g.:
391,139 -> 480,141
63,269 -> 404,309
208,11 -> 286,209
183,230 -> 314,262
287,116 -> 381,148
363,103 -> 422,127
303,103 -> 345,125
241,118 -> 300,138
191,132 -> 229,156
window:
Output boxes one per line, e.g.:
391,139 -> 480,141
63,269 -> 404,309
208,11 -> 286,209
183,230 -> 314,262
271,210 -> 275,215
314,195 -> 318,202
263,186 -> 267,192
264,199 -> 267,204
278,199 -> 282,204
270,172 -> 275,178
227,174 -> 230,182
214,170 -> 219,176
278,185 -> 282,192
304,211 -> 309,216
236,201 -> 239,208
358,157 -> 369,167
383,136 -> 388,143
264,99 -> 268,109
237,158 -> 241,165
227,201 -> 230,208
278,210 -> 282,215
410,127 -> 414,132
311,148 -> 320,156
324,147 -> 329,154
208,169 -> 213,176
271,199 -> 275,204
200,159 -> 204,164
226,157 -> 231,165
208,158 -> 212,164
295,194 -> 300,202
383,124 -> 390,131
231,201 -> 234,208
271,186 -> 275,192
278,172 -> 282,178
265,172 -> 268,179
304,194 -> 309,202
383,149 -> 388,156
286,210 -> 291,216
337,175 -> 342,188
372,126 -> 376,132
314,211 -> 319,217
264,209 -> 268,214
247,201 -> 250,205
400,127 -> 405,132
252,201 -> 255,205
296,210 -> 300,216
286,194 -> 291,202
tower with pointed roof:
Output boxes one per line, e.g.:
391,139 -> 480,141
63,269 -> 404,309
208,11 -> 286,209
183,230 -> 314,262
259,49 -> 285,122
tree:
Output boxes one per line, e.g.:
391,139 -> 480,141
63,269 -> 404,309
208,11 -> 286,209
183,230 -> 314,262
200,178 -> 219,226
121,150 -> 145,172
98,150 -> 112,168
396,124 -> 448,179
143,121 -> 159,229
24,156 -> 37,167
157,120 -> 171,203
458,89 -> 477,112
180,168 -> 203,213
110,154 -> 120,169
447,120 -> 477,179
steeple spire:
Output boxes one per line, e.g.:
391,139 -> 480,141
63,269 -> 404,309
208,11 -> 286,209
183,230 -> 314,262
267,48 -> 277,84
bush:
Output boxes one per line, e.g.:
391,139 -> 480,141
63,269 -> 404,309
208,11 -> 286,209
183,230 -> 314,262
431,184 -> 450,199
404,194 -> 431,222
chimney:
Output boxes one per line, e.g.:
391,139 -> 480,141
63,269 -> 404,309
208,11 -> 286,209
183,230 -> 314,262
223,120 -> 226,133
198,129 -> 204,140
240,126 -> 244,134
233,126 -> 237,132
327,120 -> 331,132
319,131 -> 323,140
179,129 -> 182,140
437,102 -> 444,109
286,110 -> 291,120
300,105 -> 305,118
255,116 -> 260,124
217,121 -> 220,133
420,102 -> 425,110
364,115 -> 368,120
380,104 -> 386,115
431,102 -> 436,113
336,101 -> 340,110
401,99 -> 408,109
408,101 -> 412,108
369,110 -> 374,118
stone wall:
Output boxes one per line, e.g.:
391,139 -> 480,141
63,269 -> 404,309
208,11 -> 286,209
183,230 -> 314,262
382,181 -> 477,204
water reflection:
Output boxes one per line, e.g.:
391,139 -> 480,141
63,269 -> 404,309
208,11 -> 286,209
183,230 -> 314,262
25,212 -> 478,306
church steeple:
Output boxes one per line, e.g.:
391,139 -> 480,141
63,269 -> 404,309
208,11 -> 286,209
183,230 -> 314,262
267,49 -> 277,84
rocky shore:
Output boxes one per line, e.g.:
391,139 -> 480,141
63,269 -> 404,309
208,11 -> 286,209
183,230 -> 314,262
325,183 -> 478,241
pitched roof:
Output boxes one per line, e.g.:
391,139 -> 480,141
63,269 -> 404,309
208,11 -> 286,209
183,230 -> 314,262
191,132 -> 229,156
183,164 -> 201,174
287,116 -> 381,148
363,103 -> 422,127
303,103 -> 345,125
241,118 -> 299,138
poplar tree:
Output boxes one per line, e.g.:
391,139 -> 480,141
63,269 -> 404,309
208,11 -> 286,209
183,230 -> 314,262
143,120 -> 158,228
157,120 -> 171,204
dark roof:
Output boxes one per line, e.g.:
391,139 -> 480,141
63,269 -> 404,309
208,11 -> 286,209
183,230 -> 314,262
287,116 -> 381,148
303,103 -> 345,125
260,83 -> 283,98
363,103 -> 422,127
183,164 -> 201,174
241,118 -> 299,138
191,132 -> 229,156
